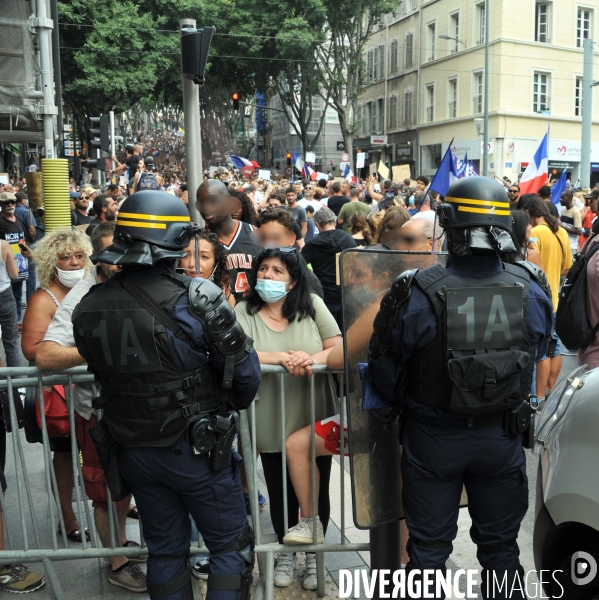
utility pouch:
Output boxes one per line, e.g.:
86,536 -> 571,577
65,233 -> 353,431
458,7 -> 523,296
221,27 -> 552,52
503,400 -> 532,439
89,418 -> 131,502
447,350 -> 529,415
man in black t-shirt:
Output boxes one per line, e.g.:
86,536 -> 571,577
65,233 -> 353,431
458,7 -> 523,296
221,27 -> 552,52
327,181 -> 350,216
71,192 -> 93,227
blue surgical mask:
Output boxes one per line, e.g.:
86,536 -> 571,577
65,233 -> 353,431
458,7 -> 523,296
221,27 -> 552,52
408,195 -> 415,205
255,279 -> 289,303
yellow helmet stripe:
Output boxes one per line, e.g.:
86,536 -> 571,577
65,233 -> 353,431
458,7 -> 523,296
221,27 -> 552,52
116,219 -> 166,229
446,197 -> 510,209
457,206 -> 511,216
118,212 -> 190,222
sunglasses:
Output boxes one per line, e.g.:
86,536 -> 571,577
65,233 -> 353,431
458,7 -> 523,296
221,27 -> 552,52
260,246 -> 298,258
82,196 -> 90,200
1,200 -> 16,206
508,190 -> 519,194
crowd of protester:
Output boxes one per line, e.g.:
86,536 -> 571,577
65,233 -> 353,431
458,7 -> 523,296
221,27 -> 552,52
0,158 -> 598,594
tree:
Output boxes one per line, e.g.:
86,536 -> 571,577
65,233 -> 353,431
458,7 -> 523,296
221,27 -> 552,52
314,0 -> 395,169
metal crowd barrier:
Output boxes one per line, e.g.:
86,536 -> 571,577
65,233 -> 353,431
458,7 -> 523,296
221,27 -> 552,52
0,365 -> 367,599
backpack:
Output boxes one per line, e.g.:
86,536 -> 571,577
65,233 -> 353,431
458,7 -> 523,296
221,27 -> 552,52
555,236 -> 599,350
137,172 -> 158,191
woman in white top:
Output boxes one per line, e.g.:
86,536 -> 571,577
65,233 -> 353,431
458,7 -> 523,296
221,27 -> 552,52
0,239 -> 20,367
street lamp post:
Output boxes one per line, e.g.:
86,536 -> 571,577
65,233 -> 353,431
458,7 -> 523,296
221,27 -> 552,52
482,0 -> 490,177
439,34 -> 467,49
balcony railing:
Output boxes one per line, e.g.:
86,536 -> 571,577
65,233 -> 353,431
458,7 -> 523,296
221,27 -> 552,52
473,95 -> 483,114
426,106 -> 434,122
448,101 -> 457,118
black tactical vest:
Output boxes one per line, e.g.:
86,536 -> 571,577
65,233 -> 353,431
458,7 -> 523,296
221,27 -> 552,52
73,272 -> 222,447
405,263 -> 534,415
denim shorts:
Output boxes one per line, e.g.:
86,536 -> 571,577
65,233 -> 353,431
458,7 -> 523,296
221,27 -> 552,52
537,326 -> 562,362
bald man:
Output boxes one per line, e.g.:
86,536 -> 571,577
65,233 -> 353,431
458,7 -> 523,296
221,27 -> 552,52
396,218 -> 442,252
196,180 -> 260,300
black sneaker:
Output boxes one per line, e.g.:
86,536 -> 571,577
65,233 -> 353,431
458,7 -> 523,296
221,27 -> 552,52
191,558 -> 209,581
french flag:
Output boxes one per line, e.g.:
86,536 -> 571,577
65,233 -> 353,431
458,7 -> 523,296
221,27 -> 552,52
229,155 -> 260,170
343,163 -> 356,184
303,163 -> 317,181
519,131 -> 548,195
291,151 -> 305,174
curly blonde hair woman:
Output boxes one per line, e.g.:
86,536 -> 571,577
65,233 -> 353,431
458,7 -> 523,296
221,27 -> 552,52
21,228 -> 93,542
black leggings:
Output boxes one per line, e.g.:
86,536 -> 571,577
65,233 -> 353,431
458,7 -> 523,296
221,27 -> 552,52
260,452 -> 332,544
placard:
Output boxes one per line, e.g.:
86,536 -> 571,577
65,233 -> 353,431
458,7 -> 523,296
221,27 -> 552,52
356,153 -> 365,169
258,169 -> 271,180
369,162 -> 378,175
315,172 -> 330,181
209,166 -> 219,177
0,173 -> 9,184
377,161 -> 390,179
305,152 -> 316,164
392,164 -> 411,182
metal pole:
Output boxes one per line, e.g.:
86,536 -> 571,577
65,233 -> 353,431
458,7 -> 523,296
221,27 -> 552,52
49,0 -> 63,157
109,110 -> 116,179
482,0 -> 490,176
179,19 -> 202,225
36,0 -> 57,158
581,38 -> 594,189
73,113 -> 80,184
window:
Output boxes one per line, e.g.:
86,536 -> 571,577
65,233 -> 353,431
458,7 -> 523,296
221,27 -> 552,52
378,99 -> 385,132
411,0 -> 416,10
450,13 -> 460,53
428,23 -> 436,61
379,13 -> 386,29
388,95 -> 397,129
577,8 -> 592,48
379,45 -> 385,80
404,90 -> 413,128
426,85 -> 434,122
477,3 -> 485,45
448,79 -> 457,117
401,1 -> 407,15
405,33 -> 414,68
371,101 -> 377,133
357,105 -> 364,135
367,49 -> 374,82
473,72 -> 483,113
373,47 -> 379,81
533,72 -> 550,113
390,40 -> 399,74
575,77 -> 583,116
535,3 -> 550,43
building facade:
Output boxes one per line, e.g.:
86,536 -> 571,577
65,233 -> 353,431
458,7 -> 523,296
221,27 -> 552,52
359,0 -> 599,186
355,2 -> 421,180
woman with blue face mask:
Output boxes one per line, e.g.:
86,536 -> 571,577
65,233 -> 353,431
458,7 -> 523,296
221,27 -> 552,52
234,247 -> 341,590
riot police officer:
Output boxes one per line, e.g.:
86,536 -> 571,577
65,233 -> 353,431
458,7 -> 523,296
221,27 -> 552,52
369,177 -> 553,599
72,191 -> 261,600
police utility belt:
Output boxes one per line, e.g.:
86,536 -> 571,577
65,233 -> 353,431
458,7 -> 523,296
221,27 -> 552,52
94,276 -> 239,470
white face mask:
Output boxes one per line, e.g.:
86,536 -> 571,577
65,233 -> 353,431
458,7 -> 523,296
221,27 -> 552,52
55,267 -> 85,288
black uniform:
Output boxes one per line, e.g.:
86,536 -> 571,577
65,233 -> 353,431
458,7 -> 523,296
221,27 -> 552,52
72,190 -> 261,600
368,178 -> 554,599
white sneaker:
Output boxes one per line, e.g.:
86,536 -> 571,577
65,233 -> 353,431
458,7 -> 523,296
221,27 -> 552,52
303,553 -> 318,590
273,552 -> 296,587
283,519 -> 325,545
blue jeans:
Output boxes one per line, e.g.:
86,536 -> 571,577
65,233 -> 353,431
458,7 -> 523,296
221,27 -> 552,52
0,287 -> 20,367
26,261 -> 36,302
11,280 -> 24,322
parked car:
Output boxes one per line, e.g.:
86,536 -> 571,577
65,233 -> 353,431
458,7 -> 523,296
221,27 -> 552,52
534,365 -> 599,599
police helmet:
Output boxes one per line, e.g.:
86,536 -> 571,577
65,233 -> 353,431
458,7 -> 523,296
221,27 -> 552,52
435,177 -> 516,257
92,190 -> 194,266
435,177 -> 512,232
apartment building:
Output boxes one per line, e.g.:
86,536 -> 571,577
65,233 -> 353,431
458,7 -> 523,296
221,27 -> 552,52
359,0 -> 599,185
354,2 -> 421,178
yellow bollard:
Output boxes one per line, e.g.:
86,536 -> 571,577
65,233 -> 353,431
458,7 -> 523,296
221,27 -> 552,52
41,158 -> 71,232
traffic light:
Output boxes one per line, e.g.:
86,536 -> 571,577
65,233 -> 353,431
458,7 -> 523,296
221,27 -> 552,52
86,156 -> 110,171
286,152 -> 292,166
385,161 -> 392,169
90,114 -> 110,153
232,92 -> 240,110
181,25 -> 215,85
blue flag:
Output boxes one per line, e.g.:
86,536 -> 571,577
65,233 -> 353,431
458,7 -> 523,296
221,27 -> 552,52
550,170 -> 568,205
429,145 -> 459,196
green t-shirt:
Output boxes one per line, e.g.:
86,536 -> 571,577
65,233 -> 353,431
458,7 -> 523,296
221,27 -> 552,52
338,201 -> 371,233
234,294 -> 340,452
